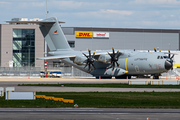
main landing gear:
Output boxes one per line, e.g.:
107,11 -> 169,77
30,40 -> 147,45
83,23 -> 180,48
96,76 -> 112,79
115,75 -> 131,79
153,76 -> 159,79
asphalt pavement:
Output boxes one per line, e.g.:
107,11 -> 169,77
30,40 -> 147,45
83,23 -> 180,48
0,108 -> 180,120
0,77 -> 180,120
0,77 -> 179,92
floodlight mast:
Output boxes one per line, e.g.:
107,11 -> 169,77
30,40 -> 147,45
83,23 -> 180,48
45,0 -> 48,58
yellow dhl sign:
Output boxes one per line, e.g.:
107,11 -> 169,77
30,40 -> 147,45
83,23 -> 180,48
76,32 -> 93,38
174,64 -> 180,68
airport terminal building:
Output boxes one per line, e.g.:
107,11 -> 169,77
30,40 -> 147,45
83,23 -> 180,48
0,18 -> 180,68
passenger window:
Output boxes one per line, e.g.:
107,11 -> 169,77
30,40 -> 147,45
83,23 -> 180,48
161,56 -> 163,59
157,56 -> 160,59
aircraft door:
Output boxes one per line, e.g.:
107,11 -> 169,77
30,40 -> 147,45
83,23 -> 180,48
135,65 -> 140,73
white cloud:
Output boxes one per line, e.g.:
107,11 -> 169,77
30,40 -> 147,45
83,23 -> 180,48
49,1 -> 83,9
0,0 -> 180,29
31,2 -> 45,7
103,9 -> 133,15
56,9 -> 133,22
0,2 -> 10,4
130,0 -> 180,5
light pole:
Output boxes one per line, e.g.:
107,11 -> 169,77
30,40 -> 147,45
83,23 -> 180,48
28,45 -> 30,67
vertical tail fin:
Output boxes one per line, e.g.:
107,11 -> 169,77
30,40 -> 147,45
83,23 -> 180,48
39,17 -> 72,51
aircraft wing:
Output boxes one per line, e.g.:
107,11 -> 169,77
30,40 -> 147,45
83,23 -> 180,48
37,49 -> 123,60
37,55 -> 76,60
93,50 -> 123,59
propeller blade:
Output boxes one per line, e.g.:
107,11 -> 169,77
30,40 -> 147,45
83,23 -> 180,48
154,48 -> 157,52
168,50 -> 170,58
88,63 -> 91,72
92,63 -> 96,69
112,67 -> 115,71
92,52 -> 95,58
112,62 -> 115,68
82,53 -> 88,58
107,52 -> 113,58
112,47 -> 115,54
170,54 -> 174,59
107,63 -> 112,69
83,49 -> 96,72
84,62 -> 88,69
83,59 -> 87,63
106,47 -> 121,70
116,62 -> 119,67
116,51 -> 121,58
88,49 -> 91,57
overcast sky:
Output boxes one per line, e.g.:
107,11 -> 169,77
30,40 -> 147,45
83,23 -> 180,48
1,0 -> 180,29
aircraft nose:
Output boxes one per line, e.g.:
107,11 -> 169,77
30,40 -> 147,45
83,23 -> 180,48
165,60 -> 172,70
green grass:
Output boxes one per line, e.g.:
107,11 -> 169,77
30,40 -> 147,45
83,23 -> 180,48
18,83 -> 180,89
1,92 -> 180,108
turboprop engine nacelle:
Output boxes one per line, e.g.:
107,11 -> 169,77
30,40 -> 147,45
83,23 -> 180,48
98,54 -> 111,64
73,56 -> 86,65
104,68 -> 128,76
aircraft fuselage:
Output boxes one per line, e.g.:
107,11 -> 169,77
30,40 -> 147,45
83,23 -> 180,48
49,49 -> 171,78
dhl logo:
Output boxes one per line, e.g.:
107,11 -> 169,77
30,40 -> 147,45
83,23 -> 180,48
76,32 -> 93,38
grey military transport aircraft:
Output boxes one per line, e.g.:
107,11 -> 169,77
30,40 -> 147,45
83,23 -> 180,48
12,17 -> 175,79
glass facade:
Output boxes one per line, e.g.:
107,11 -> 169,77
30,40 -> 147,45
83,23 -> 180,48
13,29 -> 35,67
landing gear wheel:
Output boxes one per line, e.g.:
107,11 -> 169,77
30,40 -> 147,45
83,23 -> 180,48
115,75 -> 131,79
153,76 -> 159,79
96,76 -> 112,79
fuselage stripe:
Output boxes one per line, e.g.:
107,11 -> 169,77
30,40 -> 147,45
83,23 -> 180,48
125,58 -> 128,71
105,54 -> 108,63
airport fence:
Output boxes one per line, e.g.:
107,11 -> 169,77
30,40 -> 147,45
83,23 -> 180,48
0,67 -> 41,77
0,66 -> 178,78
0,66 -> 92,77
47,66 -> 92,78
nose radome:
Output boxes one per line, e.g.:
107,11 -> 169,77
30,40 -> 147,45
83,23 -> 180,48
165,60 -> 172,70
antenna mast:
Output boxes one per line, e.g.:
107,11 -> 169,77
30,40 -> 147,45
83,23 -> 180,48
45,0 -> 48,57
45,0 -> 47,18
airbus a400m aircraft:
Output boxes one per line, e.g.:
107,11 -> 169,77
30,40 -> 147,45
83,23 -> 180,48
19,17 -> 174,79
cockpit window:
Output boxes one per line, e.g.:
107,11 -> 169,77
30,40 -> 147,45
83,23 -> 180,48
157,56 -> 169,59
163,56 -> 169,59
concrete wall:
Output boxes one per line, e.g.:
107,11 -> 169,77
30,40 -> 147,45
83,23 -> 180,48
34,25 -> 44,68
1,24 -> 13,67
64,27 -> 180,51
0,24 -> 44,67
0,25 -> 180,68
0,25 -> 1,66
